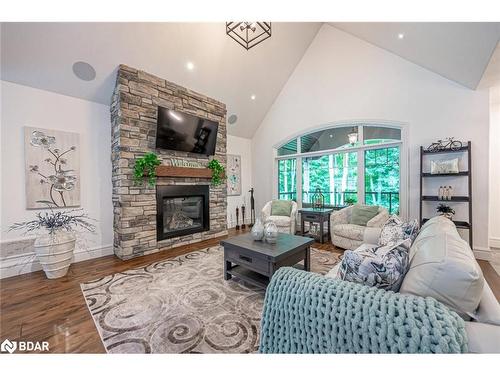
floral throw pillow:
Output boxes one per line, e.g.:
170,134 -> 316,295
337,239 -> 411,292
379,215 -> 419,246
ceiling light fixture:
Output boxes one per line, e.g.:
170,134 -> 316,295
348,127 -> 358,145
186,61 -> 195,70
226,22 -> 272,50
250,95 -> 256,100
398,33 -> 405,40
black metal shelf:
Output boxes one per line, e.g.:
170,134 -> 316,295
421,171 -> 469,177
419,141 -> 472,247
421,218 -> 471,229
422,146 -> 469,154
422,196 -> 470,202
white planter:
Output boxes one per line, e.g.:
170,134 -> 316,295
34,231 -> 76,279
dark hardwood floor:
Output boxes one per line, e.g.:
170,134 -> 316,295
0,228 -> 498,353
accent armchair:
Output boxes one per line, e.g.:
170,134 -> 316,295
261,200 -> 298,234
330,204 -> 389,249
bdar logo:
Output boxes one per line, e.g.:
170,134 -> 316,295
1,339 -> 17,354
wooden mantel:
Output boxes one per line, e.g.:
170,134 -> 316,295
155,165 -> 212,178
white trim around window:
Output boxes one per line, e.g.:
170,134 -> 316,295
273,121 -> 409,219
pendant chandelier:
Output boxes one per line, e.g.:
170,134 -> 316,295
348,127 -> 358,145
226,22 -> 272,50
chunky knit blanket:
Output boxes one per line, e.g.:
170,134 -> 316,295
259,267 -> 468,353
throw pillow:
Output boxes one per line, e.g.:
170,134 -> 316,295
349,205 -> 379,226
270,200 -> 293,217
431,158 -> 459,174
379,215 -> 420,246
337,239 -> 411,292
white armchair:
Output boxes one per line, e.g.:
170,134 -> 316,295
330,204 -> 389,249
261,200 -> 298,234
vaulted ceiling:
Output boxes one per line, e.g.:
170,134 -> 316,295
331,22 -> 500,89
0,22 -> 321,138
2,22 -> 499,139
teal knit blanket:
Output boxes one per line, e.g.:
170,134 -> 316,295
259,267 -> 468,353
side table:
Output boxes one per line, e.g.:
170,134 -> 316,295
298,208 -> 334,244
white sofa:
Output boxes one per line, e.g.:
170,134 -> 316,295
330,205 -> 389,249
261,200 -> 298,234
326,216 -> 500,353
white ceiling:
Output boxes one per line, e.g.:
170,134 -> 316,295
2,23 -> 500,139
332,22 -> 500,89
478,42 -> 500,89
0,22 -> 321,138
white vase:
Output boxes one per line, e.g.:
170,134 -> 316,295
34,231 -> 76,279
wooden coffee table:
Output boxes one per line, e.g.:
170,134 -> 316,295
220,233 -> 314,288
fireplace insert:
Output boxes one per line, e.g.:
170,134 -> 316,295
156,185 -> 210,241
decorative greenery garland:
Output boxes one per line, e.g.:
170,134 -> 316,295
133,152 -> 162,187
208,159 -> 225,186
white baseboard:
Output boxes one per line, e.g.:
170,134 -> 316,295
0,244 -> 113,279
489,237 -> 500,249
473,246 -> 493,261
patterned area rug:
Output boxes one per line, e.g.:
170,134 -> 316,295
81,246 -> 340,353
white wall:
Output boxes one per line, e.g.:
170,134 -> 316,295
0,81 -> 113,277
226,134 -> 253,228
252,25 -> 491,253
489,86 -> 500,250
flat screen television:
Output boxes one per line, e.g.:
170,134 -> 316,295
156,106 -> 219,156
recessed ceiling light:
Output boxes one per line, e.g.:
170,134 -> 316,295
398,33 -> 405,40
186,61 -> 195,70
72,61 -> 96,81
250,95 -> 256,100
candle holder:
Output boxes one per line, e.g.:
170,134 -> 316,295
235,207 -> 240,230
249,188 -> 255,227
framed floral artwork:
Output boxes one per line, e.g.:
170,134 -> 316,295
227,154 -> 241,196
24,127 -> 80,209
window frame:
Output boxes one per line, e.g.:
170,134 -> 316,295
274,122 -> 408,218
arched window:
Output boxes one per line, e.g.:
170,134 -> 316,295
275,123 -> 404,215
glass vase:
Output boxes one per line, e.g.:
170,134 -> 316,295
251,218 -> 265,241
264,221 -> 278,244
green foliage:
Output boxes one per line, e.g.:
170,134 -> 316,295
208,159 -> 225,186
278,146 -> 400,214
133,152 -> 161,187
437,204 -> 455,215
345,197 -> 357,205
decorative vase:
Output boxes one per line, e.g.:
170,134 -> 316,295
34,231 -> 76,279
264,221 -> 278,244
250,218 -> 264,241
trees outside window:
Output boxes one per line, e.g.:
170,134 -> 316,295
276,124 -> 403,214
278,159 -> 297,201
302,152 -> 357,207
364,146 -> 400,214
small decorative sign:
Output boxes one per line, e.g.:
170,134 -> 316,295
166,159 -> 204,168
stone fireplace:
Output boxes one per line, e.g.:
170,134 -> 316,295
110,65 -> 227,260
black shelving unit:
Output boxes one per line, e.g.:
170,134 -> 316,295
419,141 -> 472,247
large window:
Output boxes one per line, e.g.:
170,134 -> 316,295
365,146 -> 400,214
278,159 -> 297,201
302,152 -> 357,207
276,124 -> 403,215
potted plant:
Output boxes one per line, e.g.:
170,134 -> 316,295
9,208 -> 95,279
207,159 -> 225,186
133,152 -> 162,187
437,203 -> 455,220
345,197 -> 357,206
